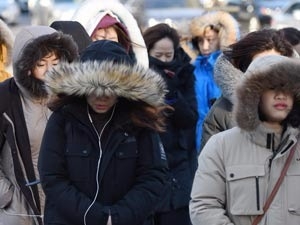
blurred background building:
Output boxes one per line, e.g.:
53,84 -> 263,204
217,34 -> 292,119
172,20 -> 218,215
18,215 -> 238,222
4,0 -> 300,36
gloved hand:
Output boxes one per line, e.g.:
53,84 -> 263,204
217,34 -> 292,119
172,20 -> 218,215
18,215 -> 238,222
163,69 -> 179,105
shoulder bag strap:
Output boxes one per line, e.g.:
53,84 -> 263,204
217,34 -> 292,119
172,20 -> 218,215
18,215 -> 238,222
252,143 -> 297,225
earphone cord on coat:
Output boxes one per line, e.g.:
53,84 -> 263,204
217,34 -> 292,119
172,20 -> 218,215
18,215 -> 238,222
83,104 -> 116,225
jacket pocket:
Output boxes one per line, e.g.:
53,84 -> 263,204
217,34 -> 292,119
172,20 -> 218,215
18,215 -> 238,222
115,142 -> 138,161
65,147 -> 91,182
113,140 -> 138,185
286,162 -> 300,220
226,165 -> 265,215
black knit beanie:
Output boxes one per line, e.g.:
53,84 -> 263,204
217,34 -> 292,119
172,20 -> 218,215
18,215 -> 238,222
50,20 -> 92,54
80,40 -> 134,65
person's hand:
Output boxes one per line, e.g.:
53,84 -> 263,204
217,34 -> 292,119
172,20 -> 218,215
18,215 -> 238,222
163,69 -> 178,105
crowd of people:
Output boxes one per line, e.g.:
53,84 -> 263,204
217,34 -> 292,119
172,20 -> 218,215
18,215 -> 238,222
1,1 -> 300,225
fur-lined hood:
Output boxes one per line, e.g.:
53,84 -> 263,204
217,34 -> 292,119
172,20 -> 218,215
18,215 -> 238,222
45,61 -> 167,107
190,11 -> 240,50
234,55 -> 300,131
12,26 -> 78,99
71,1 -> 148,68
214,54 -> 243,103
0,19 -> 14,67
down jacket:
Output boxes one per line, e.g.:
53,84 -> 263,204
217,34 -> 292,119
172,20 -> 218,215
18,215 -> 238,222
190,55 -> 300,225
38,41 -> 169,225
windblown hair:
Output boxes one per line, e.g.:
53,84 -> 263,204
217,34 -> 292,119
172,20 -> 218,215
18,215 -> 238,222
129,100 -> 172,132
111,23 -> 131,52
279,27 -> 300,46
224,29 -> 294,72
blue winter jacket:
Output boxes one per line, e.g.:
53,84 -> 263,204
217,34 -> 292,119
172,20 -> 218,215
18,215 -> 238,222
194,51 -> 221,152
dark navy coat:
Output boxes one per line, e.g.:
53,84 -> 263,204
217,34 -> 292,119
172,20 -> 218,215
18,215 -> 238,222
38,100 -> 168,225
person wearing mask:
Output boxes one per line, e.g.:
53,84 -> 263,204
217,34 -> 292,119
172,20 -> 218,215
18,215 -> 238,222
0,25 -> 78,225
187,11 -> 240,152
190,55 -> 300,225
71,1 -> 148,68
38,40 -> 169,225
0,19 -> 14,82
201,29 -> 295,151
143,23 -> 198,225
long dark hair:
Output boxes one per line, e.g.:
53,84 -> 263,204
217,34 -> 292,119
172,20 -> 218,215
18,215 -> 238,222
224,29 -> 294,72
143,23 -> 180,52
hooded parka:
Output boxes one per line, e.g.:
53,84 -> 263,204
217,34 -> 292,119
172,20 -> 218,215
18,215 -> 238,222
0,26 -> 78,225
38,41 -> 169,225
71,0 -> 148,68
190,11 -> 240,152
190,55 -> 300,225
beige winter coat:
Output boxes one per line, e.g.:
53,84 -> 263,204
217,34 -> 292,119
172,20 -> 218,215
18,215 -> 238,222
190,125 -> 300,225
190,55 -> 300,225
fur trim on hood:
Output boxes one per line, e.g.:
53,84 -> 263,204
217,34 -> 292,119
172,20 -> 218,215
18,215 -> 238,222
214,54 -> 243,103
45,61 -> 167,107
13,26 -> 78,99
234,55 -> 300,131
0,19 -> 14,67
190,11 -> 240,50
71,0 -> 149,68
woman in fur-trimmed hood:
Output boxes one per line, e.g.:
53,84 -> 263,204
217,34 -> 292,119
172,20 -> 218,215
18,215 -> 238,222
0,26 -> 78,225
0,19 -> 14,82
190,11 -> 240,152
200,28 -> 295,151
39,40 -> 169,225
182,10 -> 240,60
190,55 -> 300,225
